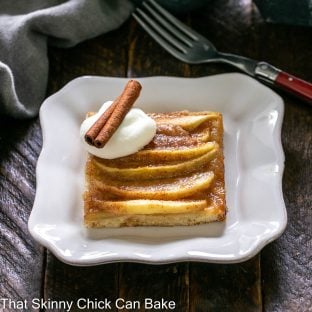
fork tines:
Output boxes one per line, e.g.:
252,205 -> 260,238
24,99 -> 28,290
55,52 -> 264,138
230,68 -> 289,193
133,0 -> 200,59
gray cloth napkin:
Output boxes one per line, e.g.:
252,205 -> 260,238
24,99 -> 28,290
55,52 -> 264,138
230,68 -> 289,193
0,0 -> 133,118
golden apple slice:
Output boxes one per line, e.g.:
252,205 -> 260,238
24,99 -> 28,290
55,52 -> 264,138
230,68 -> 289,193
132,141 -> 214,161
157,114 -> 219,131
93,171 -> 214,200
94,145 -> 218,180
88,199 -> 209,215
96,141 -> 216,165
196,128 -> 210,142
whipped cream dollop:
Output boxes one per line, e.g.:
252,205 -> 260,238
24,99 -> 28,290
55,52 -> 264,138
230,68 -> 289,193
80,101 -> 156,159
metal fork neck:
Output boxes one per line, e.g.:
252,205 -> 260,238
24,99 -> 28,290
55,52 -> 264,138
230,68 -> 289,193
216,52 -> 257,76
217,52 -> 281,83
254,62 -> 281,83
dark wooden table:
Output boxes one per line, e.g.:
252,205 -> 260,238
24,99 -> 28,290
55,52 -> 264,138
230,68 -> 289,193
1,1 -> 311,311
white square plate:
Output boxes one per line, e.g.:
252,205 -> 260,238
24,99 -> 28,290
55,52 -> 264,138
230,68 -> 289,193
29,74 -> 287,265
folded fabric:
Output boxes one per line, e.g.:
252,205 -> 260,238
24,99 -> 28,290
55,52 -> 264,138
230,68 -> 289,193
0,0 -> 133,118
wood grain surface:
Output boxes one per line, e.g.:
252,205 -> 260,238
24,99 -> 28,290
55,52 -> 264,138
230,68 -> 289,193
0,0 -> 311,311
0,117 -> 44,310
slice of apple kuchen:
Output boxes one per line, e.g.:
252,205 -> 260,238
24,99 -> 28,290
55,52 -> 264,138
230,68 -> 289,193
84,111 -> 226,227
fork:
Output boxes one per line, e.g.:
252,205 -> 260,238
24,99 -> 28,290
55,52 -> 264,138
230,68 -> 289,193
133,0 -> 312,103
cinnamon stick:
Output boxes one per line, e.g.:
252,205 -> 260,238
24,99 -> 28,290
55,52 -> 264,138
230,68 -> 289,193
85,80 -> 142,148
84,98 -> 119,146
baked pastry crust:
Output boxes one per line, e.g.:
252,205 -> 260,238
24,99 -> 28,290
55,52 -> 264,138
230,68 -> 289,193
84,111 -> 226,227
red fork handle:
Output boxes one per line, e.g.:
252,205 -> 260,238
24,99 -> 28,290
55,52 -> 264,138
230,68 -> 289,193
275,71 -> 312,104
255,62 -> 312,104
